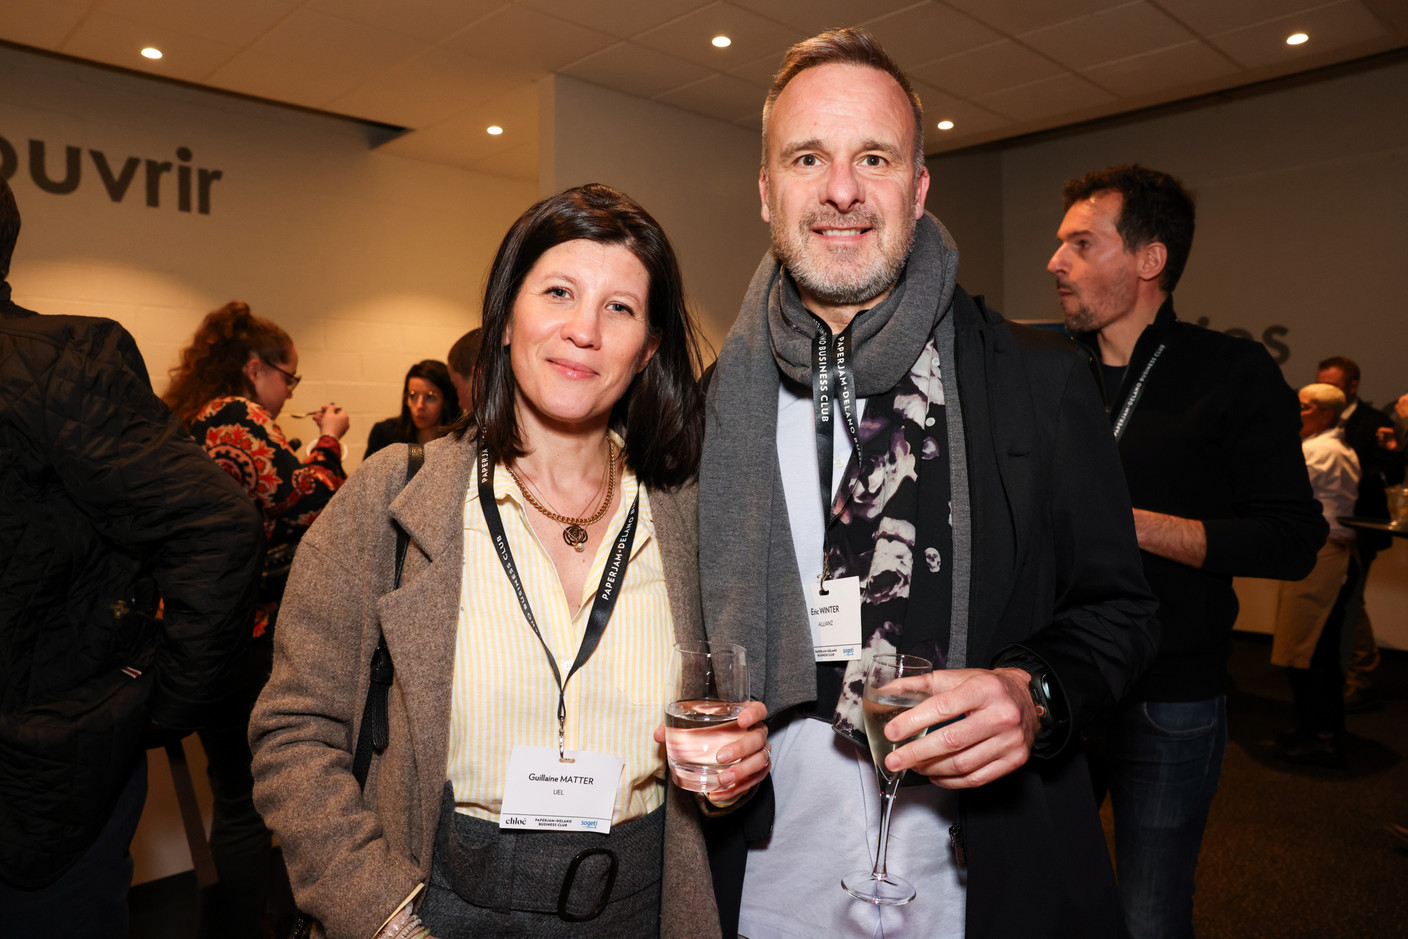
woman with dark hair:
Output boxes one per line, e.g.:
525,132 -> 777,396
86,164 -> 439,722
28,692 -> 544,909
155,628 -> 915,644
250,185 -> 770,939
164,300 -> 349,937
365,359 -> 462,460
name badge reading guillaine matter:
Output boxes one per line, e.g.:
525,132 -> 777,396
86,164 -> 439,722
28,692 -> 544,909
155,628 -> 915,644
499,746 -> 624,834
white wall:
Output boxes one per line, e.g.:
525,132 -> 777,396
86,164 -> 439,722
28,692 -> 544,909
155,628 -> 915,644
541,74 -> 770,355
2,42 -> 539,885
2,43 -> 536,468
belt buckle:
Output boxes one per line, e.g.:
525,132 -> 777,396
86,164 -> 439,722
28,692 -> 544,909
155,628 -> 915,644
557,847 -> 618,922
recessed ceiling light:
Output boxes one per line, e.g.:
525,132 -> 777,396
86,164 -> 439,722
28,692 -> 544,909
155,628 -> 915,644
141,47 -> 163,60
712,36 -> 731,48
487,125 -> 504,136
1286,32 -> 1309,45
937,120 -> 955,131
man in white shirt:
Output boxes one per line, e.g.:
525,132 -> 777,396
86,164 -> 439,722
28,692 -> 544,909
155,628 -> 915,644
1270,382 -> 1361,767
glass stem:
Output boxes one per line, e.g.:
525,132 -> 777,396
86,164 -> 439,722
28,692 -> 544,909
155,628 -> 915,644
871,772 -> 904,880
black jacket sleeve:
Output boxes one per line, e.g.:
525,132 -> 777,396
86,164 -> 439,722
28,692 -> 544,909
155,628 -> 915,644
1200,344 -> 1325,579
46,321 -> 265,728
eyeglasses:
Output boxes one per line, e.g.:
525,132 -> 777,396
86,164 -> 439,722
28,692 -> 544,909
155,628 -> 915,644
406,391 -> 442,405
264,360 -> 301,391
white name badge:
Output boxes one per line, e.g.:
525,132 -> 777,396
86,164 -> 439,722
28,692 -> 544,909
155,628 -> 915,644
805,576 -> 862,661
499,746 -> 624,835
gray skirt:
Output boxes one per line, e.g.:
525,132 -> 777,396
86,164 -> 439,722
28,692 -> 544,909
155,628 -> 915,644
418,783 -> 664,938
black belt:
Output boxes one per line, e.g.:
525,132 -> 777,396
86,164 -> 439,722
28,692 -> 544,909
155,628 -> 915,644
431,783 -> 664,922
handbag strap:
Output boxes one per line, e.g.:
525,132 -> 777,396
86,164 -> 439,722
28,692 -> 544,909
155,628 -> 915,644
352,442 -> 425,787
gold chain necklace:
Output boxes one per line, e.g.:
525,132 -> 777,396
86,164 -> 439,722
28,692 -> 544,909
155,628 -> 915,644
506,440 -> 616,552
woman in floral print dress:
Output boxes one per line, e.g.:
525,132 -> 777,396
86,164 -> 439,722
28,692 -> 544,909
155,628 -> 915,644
163,300 -> 348,938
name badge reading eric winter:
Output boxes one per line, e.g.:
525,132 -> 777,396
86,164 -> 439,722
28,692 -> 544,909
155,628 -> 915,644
499,746 -> 624,834
805,575 -> 862,661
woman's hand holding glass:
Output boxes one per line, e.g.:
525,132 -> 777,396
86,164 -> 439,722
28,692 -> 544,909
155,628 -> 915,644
654,699 -> 770,805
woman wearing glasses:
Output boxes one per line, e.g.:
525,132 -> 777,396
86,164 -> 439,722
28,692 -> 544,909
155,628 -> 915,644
364,359 -> 463,460
163,299 -> 349,937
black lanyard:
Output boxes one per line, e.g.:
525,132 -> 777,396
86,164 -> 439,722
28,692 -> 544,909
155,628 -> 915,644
476,447 -> 640,761
1112,343 -> 1166,442
811,318 -> 859,586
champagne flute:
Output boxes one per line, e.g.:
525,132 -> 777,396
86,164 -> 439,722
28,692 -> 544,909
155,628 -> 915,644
842,652 -> 934,905
663,641 -> 749,793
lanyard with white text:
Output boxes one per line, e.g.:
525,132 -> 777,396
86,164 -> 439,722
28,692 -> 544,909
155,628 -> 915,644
477,447 -> 640,761
812,318 -> 859,585
1112,343 -> 1167,442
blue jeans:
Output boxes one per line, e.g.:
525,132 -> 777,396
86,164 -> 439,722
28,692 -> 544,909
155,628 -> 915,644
1088,696 -> 1227,939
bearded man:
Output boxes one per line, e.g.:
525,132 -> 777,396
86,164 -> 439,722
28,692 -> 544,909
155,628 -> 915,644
697,29 -> 1160,939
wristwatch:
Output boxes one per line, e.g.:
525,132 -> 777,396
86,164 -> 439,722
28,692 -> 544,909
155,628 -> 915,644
1025,666 -> 1066,735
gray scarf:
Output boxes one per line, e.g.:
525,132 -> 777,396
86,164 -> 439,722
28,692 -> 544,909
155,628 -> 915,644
700,214 -> 969,714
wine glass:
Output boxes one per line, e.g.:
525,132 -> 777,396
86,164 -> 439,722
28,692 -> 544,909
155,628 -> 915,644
842,652 -> 934,905
663,641 -> 749,793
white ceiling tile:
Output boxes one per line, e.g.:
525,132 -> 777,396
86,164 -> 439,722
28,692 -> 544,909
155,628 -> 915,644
1151,0 -> 1331,36
95,0 -> 298,45
633,2 -> 802,71
910,39 -> 1066,99
726,50 -> 787,85
58,11 -> 243,83
206,47 -> 364,108
655,71 -> 767,124
924,105 -> 1013,150
561,40 -> 714,98
308,0 -> 506,44
1019,2 -> 1198,70
468,140 -> 538,181
225,8 -> 423,86
859,3 -> 1005,67
0,0 -> 95,49
377,108 -> 519,166
518,0 -> 712,39
974,71 -> 1117,122
1206,0 -> 1388,68
329,47 -> 537,129
441,4 -> 616,72
729,0 -> 917,35
944,0 -> 1127,35
1082,39 -> 1238,96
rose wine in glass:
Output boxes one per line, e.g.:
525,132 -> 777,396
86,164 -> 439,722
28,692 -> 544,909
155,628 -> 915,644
842,653 -> 933,905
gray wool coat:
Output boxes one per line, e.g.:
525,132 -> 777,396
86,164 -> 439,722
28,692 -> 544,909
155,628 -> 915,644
249,431 -> 720,939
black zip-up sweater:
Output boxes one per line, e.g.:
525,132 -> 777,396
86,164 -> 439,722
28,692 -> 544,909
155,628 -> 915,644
1077,298 -> 1326,701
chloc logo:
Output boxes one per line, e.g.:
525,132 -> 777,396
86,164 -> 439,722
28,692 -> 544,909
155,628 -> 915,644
0,134 -> 224,215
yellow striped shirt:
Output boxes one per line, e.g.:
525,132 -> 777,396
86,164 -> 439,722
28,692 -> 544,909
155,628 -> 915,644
446,458 -> 674,824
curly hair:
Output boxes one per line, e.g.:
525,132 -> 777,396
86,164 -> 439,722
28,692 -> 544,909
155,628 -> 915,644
163,301 -> 292,428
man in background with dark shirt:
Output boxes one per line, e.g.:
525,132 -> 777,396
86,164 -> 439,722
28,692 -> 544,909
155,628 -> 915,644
1047,164 -> 1326,939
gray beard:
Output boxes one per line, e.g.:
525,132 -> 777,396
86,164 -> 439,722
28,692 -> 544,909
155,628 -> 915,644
772,215 -> 917,309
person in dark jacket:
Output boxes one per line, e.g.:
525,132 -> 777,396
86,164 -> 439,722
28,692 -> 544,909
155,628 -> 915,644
1049,164 -> 1327,938
0,174 -> 264,934
699,30 -> 1160,939
364,358 -> 462,460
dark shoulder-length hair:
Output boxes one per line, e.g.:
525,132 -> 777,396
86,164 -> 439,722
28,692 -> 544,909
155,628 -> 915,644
469,183 -> 704,489
163,301 -> 292,428
391,358 -> 461,439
